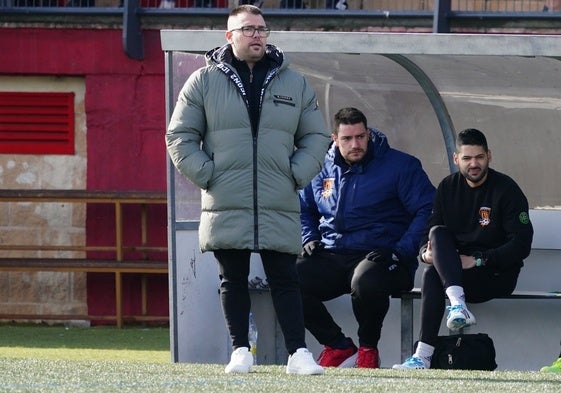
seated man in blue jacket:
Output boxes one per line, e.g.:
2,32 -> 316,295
297,107 -> 435,368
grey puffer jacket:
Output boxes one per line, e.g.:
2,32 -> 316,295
166,43 -> 330,255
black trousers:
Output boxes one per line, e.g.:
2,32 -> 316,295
296,250 -> 413,348
419,225 -> 520,346
214,249 -> 306,355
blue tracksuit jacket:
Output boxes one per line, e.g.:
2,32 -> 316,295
299,128 -> 435,278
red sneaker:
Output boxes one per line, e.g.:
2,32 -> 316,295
317,339 -> 358,367
356,346 -> 380,368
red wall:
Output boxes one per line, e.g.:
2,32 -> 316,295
1,27 -> 169,323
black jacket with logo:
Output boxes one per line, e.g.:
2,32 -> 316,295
423,168 -> 534,270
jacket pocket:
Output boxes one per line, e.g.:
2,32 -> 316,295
273,99 -> 296,107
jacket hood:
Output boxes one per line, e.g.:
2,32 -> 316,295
328,127 -> 390,167
205,43 -> 286,70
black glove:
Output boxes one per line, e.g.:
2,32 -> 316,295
365,248 -> 397,268
302,240 -> 323,257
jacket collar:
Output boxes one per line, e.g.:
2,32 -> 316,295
330,128 -> 390,171
205,43 -> 285,69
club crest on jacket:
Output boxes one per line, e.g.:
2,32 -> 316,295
479,207 -> 491,226
322,178 -> 335,199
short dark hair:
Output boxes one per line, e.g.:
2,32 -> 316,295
456,128 -> 488,152
229,4 -> 263,17
333,107 -> 367,134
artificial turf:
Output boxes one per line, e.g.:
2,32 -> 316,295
0,324 -> 559,392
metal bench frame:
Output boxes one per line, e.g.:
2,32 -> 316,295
396,288 -> 561,362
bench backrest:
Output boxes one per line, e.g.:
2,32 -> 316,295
529,209 -> 561,250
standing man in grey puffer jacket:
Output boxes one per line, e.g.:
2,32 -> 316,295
166,5 -> 330,376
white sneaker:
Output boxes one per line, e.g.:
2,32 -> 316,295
225,347 -> 253,374
286,348 -> 324,375
446,304 -> 476,331
392,355 -> 430,370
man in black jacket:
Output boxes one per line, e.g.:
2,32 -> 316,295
393,128 -> 534,370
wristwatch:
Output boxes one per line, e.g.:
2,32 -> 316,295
472,251 -> 487,267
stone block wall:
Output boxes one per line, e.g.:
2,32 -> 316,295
0,76 -> 88,324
